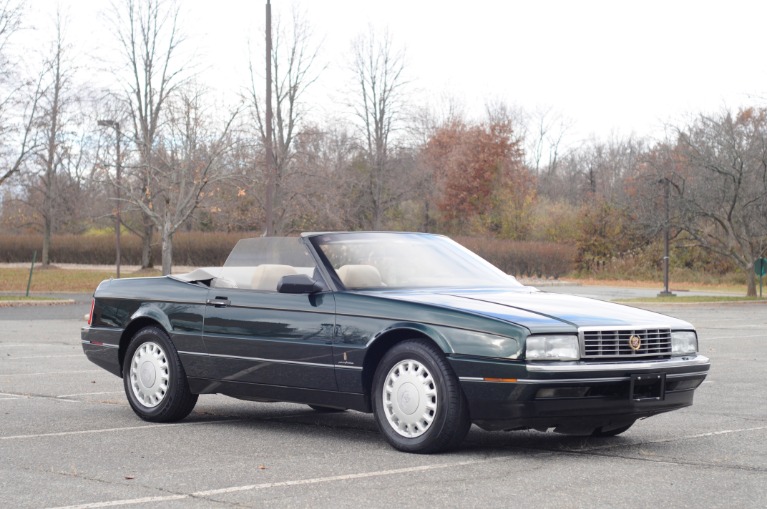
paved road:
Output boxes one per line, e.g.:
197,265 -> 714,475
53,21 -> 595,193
0,291 -> 765,508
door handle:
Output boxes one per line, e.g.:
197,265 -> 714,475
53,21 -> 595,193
206,297 -> 231,307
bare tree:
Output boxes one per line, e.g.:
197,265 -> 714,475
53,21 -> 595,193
0,0 -> 44,187
129,87 -> 238,274
111,0 -> 187,268
672,108 -> 767,296
246,6 -> 322,235
524,106 -> 571,175
349,27 -> 407,229
34,12 -> 71,265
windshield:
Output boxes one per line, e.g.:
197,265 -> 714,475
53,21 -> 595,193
310,232 -> 522,290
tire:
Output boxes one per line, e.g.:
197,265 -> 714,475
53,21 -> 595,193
591,421 -> 634,437
307,405 -> 346,413
122,326 -> 198,422
372,339 -> 470,453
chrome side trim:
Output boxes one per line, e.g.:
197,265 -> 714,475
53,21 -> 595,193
335,365 -> 363,371
667,371 -> 709,379
526,355 -> 710,373
459,371 -> 708,384
177,350 -> 334,369
459,376 -> 629,384
81,340 -> 119,349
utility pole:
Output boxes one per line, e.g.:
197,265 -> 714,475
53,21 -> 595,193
264,0 -> 275,236
98,120 -> 122,278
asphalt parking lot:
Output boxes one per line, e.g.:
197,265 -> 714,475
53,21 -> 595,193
1,290 -> 765,508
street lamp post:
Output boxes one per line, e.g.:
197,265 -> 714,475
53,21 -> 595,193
98,120 -> 122,278
658,177 -> 674,297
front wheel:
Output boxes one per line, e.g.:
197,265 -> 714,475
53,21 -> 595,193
372,340 -> 470,453
122,326 -> 198,422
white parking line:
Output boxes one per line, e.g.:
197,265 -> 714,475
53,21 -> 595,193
0,393 -> 82,404
56,391 -> 123,398
1,419 -> 242,441
3,354 -> 84,360
0,369 -> 102,377
586,425 -> 767,451
43,424 -> 767,509
0,344 -> 67,347
46,456 -> 515,509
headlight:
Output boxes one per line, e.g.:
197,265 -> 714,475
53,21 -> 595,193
671,330 -> 698,355
526,335 -> 579,361
448,329 -> 521,359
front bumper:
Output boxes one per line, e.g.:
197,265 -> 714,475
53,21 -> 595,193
449,354 -> 710,433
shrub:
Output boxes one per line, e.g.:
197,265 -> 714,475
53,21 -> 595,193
0,232 -> 577,278
456,237 -> 576,278
0,232 -> 248,266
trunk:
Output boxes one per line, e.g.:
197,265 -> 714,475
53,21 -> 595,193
746,268 -> 757,297
141,222 -> 154,269
161,221 -> 173,276
42,217 -> 51,266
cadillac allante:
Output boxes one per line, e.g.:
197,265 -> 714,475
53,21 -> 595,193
81,232 -> 710,453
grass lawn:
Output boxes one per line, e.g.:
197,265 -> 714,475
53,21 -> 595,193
0,267 -> 162,293
616,295 -> 763,304
0,295 -> 65,301
0,266 -> 761,301
570,277 -> 747,295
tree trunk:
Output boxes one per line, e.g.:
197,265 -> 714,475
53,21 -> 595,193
746,268 -> 757,297
141,223 -> 154,269
161,221 -> 173,276
42,216 -> 51,266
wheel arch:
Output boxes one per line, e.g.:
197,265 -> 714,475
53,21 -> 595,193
118,316 -> 169,376
361,324 -> 453,404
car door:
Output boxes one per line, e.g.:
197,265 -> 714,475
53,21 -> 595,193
200,238 -> 337,391
202,289 -> 337,390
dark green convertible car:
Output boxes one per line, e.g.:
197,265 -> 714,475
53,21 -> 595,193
82,232 -> 710,453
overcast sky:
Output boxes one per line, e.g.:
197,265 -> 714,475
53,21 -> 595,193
24,0 -> 767,144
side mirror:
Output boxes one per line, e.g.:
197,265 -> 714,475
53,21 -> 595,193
277,274 -> 324,294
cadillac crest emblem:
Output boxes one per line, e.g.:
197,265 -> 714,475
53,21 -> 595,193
628,335 -> 642,351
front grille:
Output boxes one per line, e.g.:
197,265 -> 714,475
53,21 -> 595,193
581,328 -> 672,359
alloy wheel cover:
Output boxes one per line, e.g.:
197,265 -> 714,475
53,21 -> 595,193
382,359 -> 438,438
129,341 -> 170,408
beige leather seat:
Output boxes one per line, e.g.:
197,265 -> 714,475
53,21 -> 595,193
250,264 -> 297,291
336,264 -> 383,289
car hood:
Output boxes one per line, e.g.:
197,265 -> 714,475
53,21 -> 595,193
374,287 -> 693,333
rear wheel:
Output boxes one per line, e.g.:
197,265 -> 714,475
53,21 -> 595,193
372,340 -> 470,453
122,326 -> 198,422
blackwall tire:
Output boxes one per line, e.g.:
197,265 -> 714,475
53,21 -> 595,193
122,326 -> 198,422
372,339 -> 470,453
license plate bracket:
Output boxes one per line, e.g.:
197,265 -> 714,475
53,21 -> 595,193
630,373 -> 666,401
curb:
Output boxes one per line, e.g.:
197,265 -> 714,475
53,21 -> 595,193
0,299 -> 76,308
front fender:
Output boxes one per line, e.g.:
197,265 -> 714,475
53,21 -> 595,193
373,321 -> 454,354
